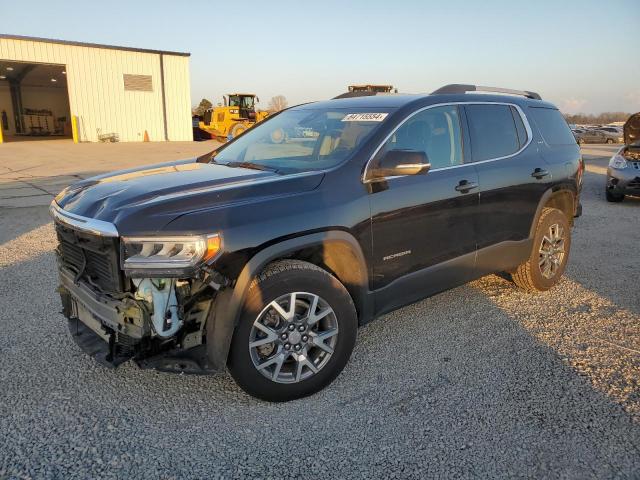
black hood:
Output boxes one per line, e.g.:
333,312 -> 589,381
624,112 -> 640,146
55,159 -> 324,235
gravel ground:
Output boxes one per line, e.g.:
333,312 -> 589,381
1,146 -> 639,479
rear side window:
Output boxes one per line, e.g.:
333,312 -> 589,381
528,107 -> 576,145
465,104 -> 520,161
510,106 -> 528,148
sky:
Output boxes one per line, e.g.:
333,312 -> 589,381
1,0 -> 638,114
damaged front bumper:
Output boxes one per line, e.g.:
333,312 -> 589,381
607,165 -> 640,196
607,147 -> 640,196
607,168 -> 640,195
58,267 -> 219,374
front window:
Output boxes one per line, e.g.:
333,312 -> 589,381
211,107 -> 392,173
374,105 -> 463,170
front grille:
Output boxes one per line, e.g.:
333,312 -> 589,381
630,162 -> 640,171
55,222 -> 123,293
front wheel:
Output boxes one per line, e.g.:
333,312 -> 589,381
606,190 -> 624,202
228,260 -> 357,402
606,138 -> 614,144
512,207 -> 571,292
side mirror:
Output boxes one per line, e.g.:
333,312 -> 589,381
368,149 -> 430,180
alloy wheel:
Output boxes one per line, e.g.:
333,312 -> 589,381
248,292 -> 339,384
538,223 -> 565,279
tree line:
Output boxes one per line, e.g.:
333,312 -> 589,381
563,112 -> 632,125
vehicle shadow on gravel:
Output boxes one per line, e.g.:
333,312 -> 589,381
0,172 -> 100,245
2,248 -> 640,477
0,205 -> 54,245
471,273 -> 639,419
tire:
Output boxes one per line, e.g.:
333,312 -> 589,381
606,138 -> 614,144
606,190 -> 624,202
512,207 -> 571,292
230,123 -> 247,138
228,260 -> 357,402
577,138 -> 584,145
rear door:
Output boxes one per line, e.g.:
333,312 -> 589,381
464,103 -> 549,268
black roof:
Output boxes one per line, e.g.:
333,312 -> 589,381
0,34 -> 190,57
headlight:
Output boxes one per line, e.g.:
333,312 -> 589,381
122,234 -> 222,271
609,154 -> 628,170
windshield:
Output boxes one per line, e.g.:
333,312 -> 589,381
211,107 -> 391,173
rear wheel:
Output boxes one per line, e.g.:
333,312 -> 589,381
606,138 -> 614,144
606,190 -> 624,202
512,208 -> 571,292
577,138 -> 585,145
228,260 -> 357,402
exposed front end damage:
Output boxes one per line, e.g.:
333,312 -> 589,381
607,145 -> 640,198
58,269 -> 216,373
52,204 -> 226,374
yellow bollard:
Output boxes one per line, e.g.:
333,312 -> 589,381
71,115 -> 79,143
0,125 -> 3,144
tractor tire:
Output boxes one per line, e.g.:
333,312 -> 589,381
230,123 -> 247,139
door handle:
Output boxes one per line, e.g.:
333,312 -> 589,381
455,180 -> 479,193
531,168 -> 550,179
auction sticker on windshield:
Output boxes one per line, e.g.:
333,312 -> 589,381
342,113 -> 388,122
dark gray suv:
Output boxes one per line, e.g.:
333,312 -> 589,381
51,84 -> 584,401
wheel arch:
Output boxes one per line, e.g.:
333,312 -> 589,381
529,187 -> 576,238
206,230 -> 370,371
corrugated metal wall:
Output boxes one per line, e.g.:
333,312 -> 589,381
162,54 -> 192,142
0,38 -> 192,142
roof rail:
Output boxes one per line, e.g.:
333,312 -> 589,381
432,84 -> 542,100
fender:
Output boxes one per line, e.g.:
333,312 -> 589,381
528,186 -> 577,238
205,230 -> 370,371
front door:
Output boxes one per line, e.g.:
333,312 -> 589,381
368,105 -> 479,314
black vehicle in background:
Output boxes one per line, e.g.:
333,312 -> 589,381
606,112 -> 640,202
51,84 -> 583,401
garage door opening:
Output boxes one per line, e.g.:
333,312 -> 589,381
0,60 -> 71,142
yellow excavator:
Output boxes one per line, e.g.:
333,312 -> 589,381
199,93 -> 270,141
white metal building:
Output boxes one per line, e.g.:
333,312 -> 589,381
0,35 -> 192,143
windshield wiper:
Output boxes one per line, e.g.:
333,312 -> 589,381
225,161 -> 280,173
